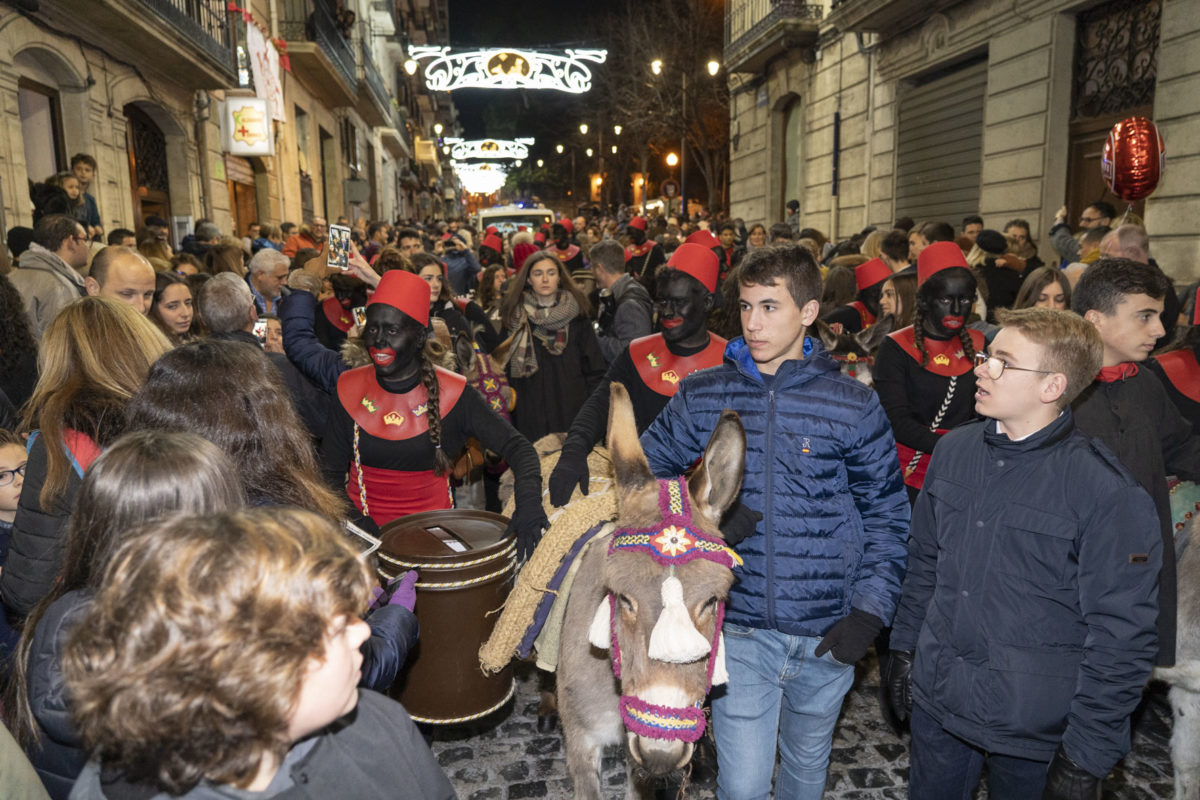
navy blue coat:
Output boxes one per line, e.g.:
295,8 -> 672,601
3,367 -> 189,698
639,337 -> 910,636
278,290 -> 345,395
890,413 -> 1160,776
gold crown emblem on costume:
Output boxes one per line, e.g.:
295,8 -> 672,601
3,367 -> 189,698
661,370 -> 680,384
360,397 -> 377,413
933,354 -> 951,366
647,353 -> 660,367
383,411 -> 404,426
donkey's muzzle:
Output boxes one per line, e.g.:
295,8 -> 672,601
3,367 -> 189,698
627,732 -> 694,775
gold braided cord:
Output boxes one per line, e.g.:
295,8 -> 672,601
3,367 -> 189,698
407,680 -> 516,725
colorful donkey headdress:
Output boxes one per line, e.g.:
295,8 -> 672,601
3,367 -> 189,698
587,477 -> 742,742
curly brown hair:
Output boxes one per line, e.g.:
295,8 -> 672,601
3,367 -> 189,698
63,508 -> 371,794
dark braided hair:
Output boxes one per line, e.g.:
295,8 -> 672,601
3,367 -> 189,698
913,268 -> 978,367
418,341 -> 453,477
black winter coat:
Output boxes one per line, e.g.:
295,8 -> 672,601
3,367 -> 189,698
891,413 -> 1161,777
1072,368 -> 1200,666
1,436 -> 82,619
507,316 -> 606,442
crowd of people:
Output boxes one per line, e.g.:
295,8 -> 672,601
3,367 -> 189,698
0,185 -> 1194,800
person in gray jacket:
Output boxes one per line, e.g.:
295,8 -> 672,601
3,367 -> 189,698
8,215 -> 88,339
589,239 -> 652,362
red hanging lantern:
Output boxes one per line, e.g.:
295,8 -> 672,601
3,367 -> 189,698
1100,116 -> 1166,202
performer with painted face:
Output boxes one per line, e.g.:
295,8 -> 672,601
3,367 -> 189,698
548,243 -> 727,508
320,269 -> 548,555
873,242 -> 984,504
545,219 -> 584,273
315,273 -> 370,349
624,216 -> 665,289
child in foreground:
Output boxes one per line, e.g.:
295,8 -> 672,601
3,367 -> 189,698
64,508 -> 455,800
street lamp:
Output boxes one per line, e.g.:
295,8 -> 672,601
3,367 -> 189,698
651,59 -> 663,75
579,123 -> 589,135
613,124 -> 622,136
537,159 -> 544,167
433,122 -> 443,136
586,147 -> 593,158
707,60 -> 720,76
666,152 -> 678,167
404,59 -> 418,75
611,145 -> 617,154
556,144 -> 564,154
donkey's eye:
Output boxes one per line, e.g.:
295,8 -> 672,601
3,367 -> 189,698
700,597 -> 718,616
617,594 -> 636,614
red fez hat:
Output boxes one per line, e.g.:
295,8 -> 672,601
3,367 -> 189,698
482,233 -> 503,253
556,218 -> 574,235
855,258 -> 892,292
366,269 -> 430,327
684,229 -> 721,250
917,241 -> 971,286
485,225 -> 499,235
517,225 -> 528,232
664,243 -> 719,292
534,231 -> 547,244
629,216 -> 647,232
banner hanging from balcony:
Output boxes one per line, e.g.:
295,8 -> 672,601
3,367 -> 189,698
221,97 -> 274,157
444,138 -> 534,160
245,21 -> 285,122
408,46 -> 606,93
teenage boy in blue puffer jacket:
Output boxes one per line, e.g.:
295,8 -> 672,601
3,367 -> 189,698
639,243 -> 910,800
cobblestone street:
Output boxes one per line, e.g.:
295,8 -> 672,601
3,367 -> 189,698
427,655 -> 1175,800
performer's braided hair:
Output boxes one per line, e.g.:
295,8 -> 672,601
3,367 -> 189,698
418,343 -> 453,477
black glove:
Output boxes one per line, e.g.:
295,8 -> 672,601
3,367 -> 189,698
1042,746 -> 1101,800
547,452 -> 589,508
883,649 -> 914,723
813,608 -> 884,665
508,507 -> 549,561
719,500 -> 762,546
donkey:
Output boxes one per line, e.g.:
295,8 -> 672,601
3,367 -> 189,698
815,315 -> 895,387
1155,526 -> 1200,799
557,382 -> 745,799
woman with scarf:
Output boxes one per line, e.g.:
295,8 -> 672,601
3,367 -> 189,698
500,252 -> 606,443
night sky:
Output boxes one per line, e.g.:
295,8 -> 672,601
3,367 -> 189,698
446,0 -> 613,162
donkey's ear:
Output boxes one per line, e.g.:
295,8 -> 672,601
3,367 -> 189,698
813,319 -> 839,352
857,314 -> 893,351
688,409 -> 745,526
607,382 -> 655,492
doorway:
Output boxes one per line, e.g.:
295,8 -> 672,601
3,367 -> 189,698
125,104 -> 172,229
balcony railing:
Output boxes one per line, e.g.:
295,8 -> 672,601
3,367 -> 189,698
361,39 -> 391,113
137,0 -> 235,75
278,0 -> 357,92
725,0 -> 823,73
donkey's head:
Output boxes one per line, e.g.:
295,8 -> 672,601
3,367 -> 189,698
587,383 -> 745,776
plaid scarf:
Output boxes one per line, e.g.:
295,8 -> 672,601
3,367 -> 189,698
507,291 -> 580,378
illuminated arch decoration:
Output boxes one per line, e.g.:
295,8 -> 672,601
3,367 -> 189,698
453,162 -> 509,195
409,46 -> 607,93
445,138 -> 534,160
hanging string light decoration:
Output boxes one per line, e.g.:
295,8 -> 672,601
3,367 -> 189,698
408,46 -> 607,93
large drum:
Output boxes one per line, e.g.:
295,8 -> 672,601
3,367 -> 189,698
376,509 -> 516,724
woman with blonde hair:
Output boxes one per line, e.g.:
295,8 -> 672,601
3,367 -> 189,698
204,243 -> 245,277
0,298 -> 171,618
500,251 -> 606,442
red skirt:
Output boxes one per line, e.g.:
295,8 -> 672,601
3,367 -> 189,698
347,464 -> 452,526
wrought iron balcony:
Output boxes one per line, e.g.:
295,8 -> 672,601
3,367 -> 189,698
137,0 -> 235,77
278,0 -> 358,106
825,0 -> 959,38
725,0 -> 823,74
357,39 -> 393,127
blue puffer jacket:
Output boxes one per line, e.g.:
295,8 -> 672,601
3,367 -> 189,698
640,337 -> 910,636
278,290 -> 345,394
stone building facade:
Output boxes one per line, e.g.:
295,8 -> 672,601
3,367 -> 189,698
725,0 -> 1199,279
0,0 -> 455,244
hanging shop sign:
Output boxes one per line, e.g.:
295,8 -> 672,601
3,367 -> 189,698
220,97 -> 274,157
445,138 -> 534,160
245,21 -> 285,122
408,46 -> 606,93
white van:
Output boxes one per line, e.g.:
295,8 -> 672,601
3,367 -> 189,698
473,205 -> 554,236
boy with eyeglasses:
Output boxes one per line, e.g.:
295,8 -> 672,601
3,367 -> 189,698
887,308 -> 1161,799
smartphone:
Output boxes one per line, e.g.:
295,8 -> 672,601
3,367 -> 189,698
344,520 -> 382,558
252,319 -> 268,345
353,306 -> 367,328
329,223 -> 352,271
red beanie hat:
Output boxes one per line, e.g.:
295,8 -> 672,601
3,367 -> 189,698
664,243 -> 719,292
556,218 -> 574,235
629,216 -> 647,231
366,269 -> 430,327
855,258 -> 892,292
917,241 -> 971,286
482,233 -> 503,253
684,229 -> 721,250
534,231 -> 547,245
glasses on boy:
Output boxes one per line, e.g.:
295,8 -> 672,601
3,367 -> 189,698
973,352 -> 1055,381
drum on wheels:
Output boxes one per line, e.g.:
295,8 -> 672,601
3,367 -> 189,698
377,509 -> 516,724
